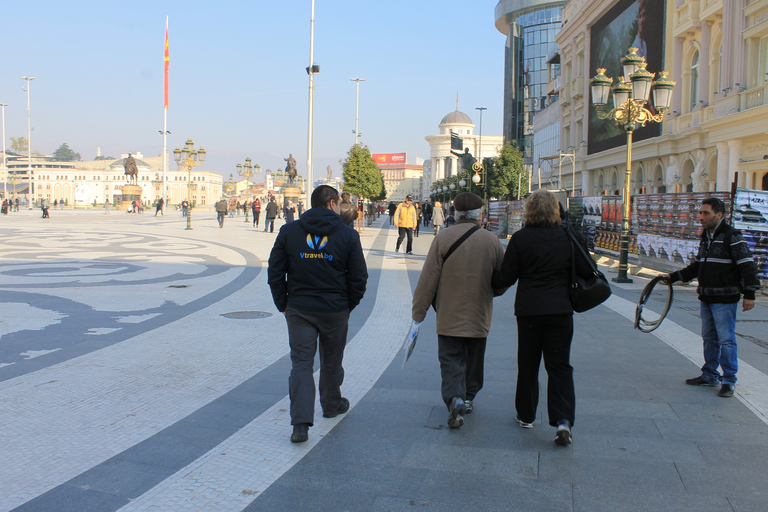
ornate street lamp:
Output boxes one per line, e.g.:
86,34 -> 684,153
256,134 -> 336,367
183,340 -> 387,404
173,138 -> 206,230
236,157 -> 260,222
590,47 -> 675,283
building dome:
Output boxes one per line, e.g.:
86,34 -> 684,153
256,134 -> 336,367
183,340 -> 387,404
440,110 -> 473,125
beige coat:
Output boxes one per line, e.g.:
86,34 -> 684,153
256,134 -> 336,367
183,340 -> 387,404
412,220 -> 506,337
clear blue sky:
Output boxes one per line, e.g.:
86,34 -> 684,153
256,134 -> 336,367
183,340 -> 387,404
1,1 -> 505,181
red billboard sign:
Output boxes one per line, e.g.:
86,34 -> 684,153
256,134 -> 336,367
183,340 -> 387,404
372,153 -> 406,164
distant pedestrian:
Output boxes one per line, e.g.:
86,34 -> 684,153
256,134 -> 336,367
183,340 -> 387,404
284,201 -> 296,223
432,201 -> 445,235
59,198 -> 65,209
215,198 -> 228,228
414,203 -> 422,237
41,200 -> 50,218
412,192 -> 506,429
492,189 -> 576,446
155,198 -> 164,216
394,196 -> 417,254
297,200 -> 304,218
1,199 -> 8,215
268,184 -> 368,443
388,202 -> 397,225
252,199 -> 261,227
264,197 -> 278,232
181,200 -> 188,217
664,197 -> 760,397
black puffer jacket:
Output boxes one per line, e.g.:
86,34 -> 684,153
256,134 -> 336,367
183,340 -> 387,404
670,221 -> 760,303
268,207 -> 368,313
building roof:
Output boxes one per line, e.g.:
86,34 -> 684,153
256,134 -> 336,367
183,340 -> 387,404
440,110 -> 473,125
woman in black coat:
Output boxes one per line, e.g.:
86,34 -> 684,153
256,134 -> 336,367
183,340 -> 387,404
493,189 -> 575,445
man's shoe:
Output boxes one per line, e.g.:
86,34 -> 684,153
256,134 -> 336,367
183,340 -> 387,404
718,384 -> 735,398
515,415 -> 534,429
554,421 -> 572,446
465,399 -> 474,414
290,423 -> 309,443
406,251 -> 413,255
447,396 -> 466,428
322,397 -> 350,418
395,246 -> 400,252
685,376 -> 718,387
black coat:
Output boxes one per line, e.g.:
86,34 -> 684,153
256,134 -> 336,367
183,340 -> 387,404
493,225 -> 573,316
268,207 -> 368,313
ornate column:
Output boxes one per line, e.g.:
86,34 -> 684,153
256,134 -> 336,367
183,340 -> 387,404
715,141 -> 730,191
728,139 -> 743,189
673,37 -> 684,113
720,1 -> 734,89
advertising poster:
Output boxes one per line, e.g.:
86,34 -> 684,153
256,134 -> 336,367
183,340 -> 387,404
506,199 -> 525,235
488,201 -> 509,238
742,230 -> 768,279
732,189 -> 768,231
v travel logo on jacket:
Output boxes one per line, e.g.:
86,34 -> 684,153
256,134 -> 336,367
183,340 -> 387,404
306,234 -> 328,251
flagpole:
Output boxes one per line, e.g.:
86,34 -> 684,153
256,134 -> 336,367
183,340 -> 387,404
162,16 -> 169,209
306,0 -> 315,205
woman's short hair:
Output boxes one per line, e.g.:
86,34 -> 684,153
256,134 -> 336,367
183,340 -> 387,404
524,189 -> 561,227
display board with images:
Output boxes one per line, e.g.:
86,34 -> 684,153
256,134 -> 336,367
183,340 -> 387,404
734,188 -> 768,279
487,201 -> 510,238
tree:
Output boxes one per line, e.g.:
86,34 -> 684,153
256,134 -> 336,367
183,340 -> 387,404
94,155 -> 115,161
53,143 -> 81,161
11,137 -> 28,152
489,143 -> 527,200
342,144 -> 383,200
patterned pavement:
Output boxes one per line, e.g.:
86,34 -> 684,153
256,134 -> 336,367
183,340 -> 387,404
1,208 -> 767,512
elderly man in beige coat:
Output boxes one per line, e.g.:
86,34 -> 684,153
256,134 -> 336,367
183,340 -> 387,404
412,192 -> 507,429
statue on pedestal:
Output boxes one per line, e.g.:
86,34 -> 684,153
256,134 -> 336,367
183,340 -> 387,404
124,154 -> 139,185
284,154 -> 298,185
451,147 -> 476,172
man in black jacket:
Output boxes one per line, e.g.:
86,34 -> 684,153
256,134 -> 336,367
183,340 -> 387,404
268,185 -> 368,443
665,197 -> 760,398
264,198 -> 279,233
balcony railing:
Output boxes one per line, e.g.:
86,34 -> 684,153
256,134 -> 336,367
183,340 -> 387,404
673,0 -> 701,37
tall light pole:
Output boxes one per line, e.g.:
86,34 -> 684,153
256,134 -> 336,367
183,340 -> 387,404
475,107 -> 487,205
173,138 -> 206,230
306,0 -> 318,205
1,103 -> 7,201
590,48 -> 675,283
21,77 -> 35,208
351,78 -> 365,147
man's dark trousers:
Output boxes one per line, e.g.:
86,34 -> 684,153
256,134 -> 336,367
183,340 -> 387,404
285,308 -> 350,425
396,227 -> 413,252
437,335 -> 487,409
217,212 -> 225,228
265,218 -> 275,232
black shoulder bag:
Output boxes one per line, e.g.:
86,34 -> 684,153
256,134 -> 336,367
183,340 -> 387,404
564,224 -> 612,312
431,225 -> 480,310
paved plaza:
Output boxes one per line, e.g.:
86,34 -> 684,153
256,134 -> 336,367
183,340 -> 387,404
1,207 -> 767,512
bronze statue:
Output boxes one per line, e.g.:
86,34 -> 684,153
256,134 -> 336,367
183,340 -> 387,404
451,147 -> 476,172
327,165 -> 333,182
284,154 -> 298,185
123,154 -> 139,185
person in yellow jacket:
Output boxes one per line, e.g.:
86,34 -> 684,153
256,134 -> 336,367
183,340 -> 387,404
394,195 -> 418,254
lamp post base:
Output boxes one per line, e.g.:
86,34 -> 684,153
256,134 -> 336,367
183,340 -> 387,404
612,275 -> 633,284
185,210 -> 193,230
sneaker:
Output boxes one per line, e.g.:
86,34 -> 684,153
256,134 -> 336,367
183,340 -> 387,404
685,376 -> 718,387
406,251 -> 413,255
718,384 -> 735,398
290,423 -> 309,443
465,399 -> 474,414
323,397 -> 350,418
515,415 -> 534,429
554,421 -> 572,446
395,246 -> 400,253
447,396 -> 466,428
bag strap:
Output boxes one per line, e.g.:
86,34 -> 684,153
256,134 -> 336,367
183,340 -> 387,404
444,225 -> 480,263
563,224 -> 598,276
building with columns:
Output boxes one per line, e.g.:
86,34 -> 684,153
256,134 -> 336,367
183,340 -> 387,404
539,0 -> 768,197
424,110 -> 504,192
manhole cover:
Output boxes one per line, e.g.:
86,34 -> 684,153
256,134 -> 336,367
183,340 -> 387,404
221,311 -> 273,320
168,285 -> 189,288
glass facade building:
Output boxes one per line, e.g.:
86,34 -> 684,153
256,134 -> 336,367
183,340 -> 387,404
495,1 -> 564,168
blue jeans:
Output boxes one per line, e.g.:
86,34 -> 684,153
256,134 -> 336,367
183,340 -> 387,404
264,218 -> 275,232
699,302 -> 738,385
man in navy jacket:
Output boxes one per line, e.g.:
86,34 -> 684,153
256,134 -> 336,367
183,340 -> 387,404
268,185 -> 368,443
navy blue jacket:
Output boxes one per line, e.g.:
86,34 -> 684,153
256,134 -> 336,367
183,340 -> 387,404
268,207 -> 368,313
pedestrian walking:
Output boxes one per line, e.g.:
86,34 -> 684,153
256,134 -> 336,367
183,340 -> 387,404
264,197 -> 278,232
268,185 -> 368,443
41,200 -> 50,219
388,202 -> 397,225
414,202 -> 422,237
284,201 -> 296,223
492,189 -> 577,446
412,193 -> 506,429
155,198 -> 164,216
394,195 -> 417,254
215,198 -> 228,228
252,199 -> 261,227
664,197 -> 760,397
181,200 -> 188,217
432,201 -> 445,235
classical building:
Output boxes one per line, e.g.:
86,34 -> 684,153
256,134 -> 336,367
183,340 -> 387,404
495,0 -> 567,167
2,151 -> 222,205
424,110 -> 504,192
546,0 -> 768,196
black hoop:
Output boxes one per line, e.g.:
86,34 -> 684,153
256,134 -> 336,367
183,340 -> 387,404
634,275 -> 674,333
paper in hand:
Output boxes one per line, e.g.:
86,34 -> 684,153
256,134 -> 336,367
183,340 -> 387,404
401,321 -> 421,368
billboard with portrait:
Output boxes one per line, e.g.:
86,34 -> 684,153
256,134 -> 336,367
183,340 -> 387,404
588,0 -> 666,155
